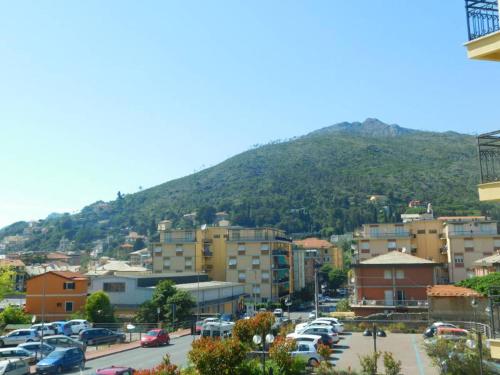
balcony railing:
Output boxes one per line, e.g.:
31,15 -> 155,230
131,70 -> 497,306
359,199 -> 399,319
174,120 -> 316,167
465,0 -> 499,41
227,235 -> 292,243
350,299 -> 429,308
360,231 -> 411,239
478,131 -> 500,183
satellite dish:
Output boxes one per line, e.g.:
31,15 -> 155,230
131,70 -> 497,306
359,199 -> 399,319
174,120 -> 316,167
201,224 -> 207,231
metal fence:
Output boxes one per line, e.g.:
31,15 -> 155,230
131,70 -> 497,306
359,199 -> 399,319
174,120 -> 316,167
465,0 -> 500,41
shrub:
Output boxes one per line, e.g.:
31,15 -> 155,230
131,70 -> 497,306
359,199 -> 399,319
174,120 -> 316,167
336,299 -> 351,312
135,355 -> 180,375
358,352 -> 380,375
382,352 -> 401,375
0,306 -> 31,324
269,337 -> 298,375
188,337 -> 248,375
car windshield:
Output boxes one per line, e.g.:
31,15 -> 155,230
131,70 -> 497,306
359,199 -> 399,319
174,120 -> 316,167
46,351 -> 65,359
146,330 -> 159,336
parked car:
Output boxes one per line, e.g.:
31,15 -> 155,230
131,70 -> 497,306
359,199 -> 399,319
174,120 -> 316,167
140,329 -> 170,347
50,322 -> 72,336
435,327 -> 469,341
291,342 -> 321,367
31,324 -> 57,337
79,328 -> 126,346
313,318 -> 344,334
0,330 -> 39,347
66,320 -> 91,334
423,322 -> 457,338
42,335 -> 86,352
0,358 -> 29,375
17,342 -> 54,359
286,333 -> 322,348
96,366 -> 135,375
0,348 -> 36,365
308,311 -> 317,320
36,347 -> 85,374
273,308 -> 284,318
297,325 -> 339,343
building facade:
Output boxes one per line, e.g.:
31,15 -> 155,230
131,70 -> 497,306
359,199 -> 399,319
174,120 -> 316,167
350,252 -> 436,316
151,221 -> 293,303
25,271 -> 88,321
354,216 -> 500,283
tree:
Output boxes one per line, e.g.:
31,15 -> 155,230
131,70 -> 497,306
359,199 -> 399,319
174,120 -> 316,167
327,268 -> 347,290
133,238 -> 146,251
152,280 -> 176,319
0,306 -> 31,324
269,337 -> 297,375
197,206 -> 216,225
85,291 -> 115,323
165,290 -> 195,325
0,267 -> 14,300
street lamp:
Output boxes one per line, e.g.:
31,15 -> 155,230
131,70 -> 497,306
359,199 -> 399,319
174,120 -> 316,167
471,298 -> 484,375
253,333 -> 275,375
285,297 -> 292,320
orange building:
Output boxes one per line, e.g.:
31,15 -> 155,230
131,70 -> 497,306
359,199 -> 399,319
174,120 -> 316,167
25,271 -> 88,321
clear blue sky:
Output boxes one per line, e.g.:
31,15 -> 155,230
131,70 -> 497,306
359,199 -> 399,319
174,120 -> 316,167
1,1 -> 499,228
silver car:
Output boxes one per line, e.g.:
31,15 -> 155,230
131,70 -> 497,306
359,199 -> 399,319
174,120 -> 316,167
42,335 -> 86,352
291,342 -> 322,367
0,330 -> 39,347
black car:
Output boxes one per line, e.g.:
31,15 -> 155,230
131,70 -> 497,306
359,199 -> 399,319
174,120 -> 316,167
78,328 -> 126,345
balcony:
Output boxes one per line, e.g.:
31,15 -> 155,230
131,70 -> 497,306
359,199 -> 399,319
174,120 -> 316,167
350,299 -> 429,308
360,231 -> 411,239
464,0 -> 500,61
478,131 -> 500,201
227,234 -> 292,243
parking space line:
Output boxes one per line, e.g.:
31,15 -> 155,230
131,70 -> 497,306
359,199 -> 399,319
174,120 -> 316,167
411,335 -> 425,375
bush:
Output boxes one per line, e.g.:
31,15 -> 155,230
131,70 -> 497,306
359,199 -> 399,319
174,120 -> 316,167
358,352 -> 380,375
387,323 -> 406,333
135,355 -> 180,375
269,337 -> 298,375
188,337 -> 248,375
0,306 -> 31,324
336,299 -> 351,312
382,352 -> 401,375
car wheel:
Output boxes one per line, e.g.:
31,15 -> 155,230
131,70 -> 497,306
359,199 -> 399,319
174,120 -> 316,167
79,360 -> 85,370
308,358 -> 319,367
56,365 -> 63,374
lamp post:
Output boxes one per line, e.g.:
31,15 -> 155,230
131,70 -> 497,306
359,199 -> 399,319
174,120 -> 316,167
285,297 -> 292,321
471,298 -> 484,375
253,333 -> 275,375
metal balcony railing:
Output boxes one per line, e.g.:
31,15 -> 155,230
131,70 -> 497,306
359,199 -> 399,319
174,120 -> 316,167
350,299 -> 429,307
466,0 -> 500,40
361,231 -> 411,239
478,131 -> 500,183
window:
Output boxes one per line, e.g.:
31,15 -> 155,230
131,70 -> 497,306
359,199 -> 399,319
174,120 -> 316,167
387,241 -> 396,250
228,258 -> 237,266
63,282 -> 75,290
65,302 -> 73,312
185,258 -> 193,267
261,244 -> 270,251
262,272 -> 270,280
361,242 -> 370,250
252,285 -> 261,294
56,303 -> 62,307
238,272 -> 246,281
384,270 -> 392,280
429,229 -> 437,234
396,270 -> 404,279
417,229 -> 426,234
175,246 -> 183,254
495,239 -> 500,248
163,259 -> 171,267
454,255 -> 464,266
325,256 -> 331,262
252,257 -> 260,265
213,234 -> 220,239
238,245 -> 246,251
103,282 -> 125,292
154,247 -> 162,256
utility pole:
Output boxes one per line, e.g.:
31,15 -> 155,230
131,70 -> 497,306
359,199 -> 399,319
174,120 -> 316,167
373,323 -> 378,375
314,262 -> 319,319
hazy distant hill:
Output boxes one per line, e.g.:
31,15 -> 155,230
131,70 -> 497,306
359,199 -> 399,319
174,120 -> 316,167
0,118 -> 488,252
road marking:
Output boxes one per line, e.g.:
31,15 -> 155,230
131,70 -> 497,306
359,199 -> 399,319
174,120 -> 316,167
411,335 -> 425,375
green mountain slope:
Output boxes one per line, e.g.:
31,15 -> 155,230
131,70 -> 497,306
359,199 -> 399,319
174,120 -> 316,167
1,119 -> 489,251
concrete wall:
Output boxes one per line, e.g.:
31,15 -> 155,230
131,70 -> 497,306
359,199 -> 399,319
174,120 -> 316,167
429,296 -> 489,323
89,276 -> 153,306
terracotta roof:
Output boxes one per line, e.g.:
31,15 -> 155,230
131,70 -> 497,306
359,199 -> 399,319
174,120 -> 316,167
360,251 -> 436,265
46,252 -> 70,260
294,238 -> 332,249
0,259 -> 25,267
427,285 -> 483,297
31,270 -> 87,281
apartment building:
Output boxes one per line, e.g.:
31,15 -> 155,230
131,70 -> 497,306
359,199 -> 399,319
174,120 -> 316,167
354,215 -> 500,283
151,221 -> 293,303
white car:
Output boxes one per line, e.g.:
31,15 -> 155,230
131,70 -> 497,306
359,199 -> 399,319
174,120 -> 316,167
308,311 -> 317,320
273,308 -> 284,317
291,342 -> 321,367
67,320 -> 91,334
0,359 -> 29,375
313,318 -> 344,334
0,330 -> 39,347
31,324 -> 57,337
286,333 -> 322,347
298,325 -> 338,341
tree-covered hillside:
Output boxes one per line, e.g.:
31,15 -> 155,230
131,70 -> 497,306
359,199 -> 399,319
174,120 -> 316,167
1,118 -> 492,252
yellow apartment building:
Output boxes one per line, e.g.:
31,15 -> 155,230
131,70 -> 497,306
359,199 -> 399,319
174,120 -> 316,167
354,216 -> 499,283
152,221 -> 293,303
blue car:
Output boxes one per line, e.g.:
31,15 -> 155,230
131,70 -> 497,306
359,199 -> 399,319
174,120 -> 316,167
51,322 -> 72,336
36,347 -> 85,374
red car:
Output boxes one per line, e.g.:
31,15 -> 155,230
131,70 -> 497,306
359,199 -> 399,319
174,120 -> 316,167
140,329 -> 170,347
96,366 -> 135,375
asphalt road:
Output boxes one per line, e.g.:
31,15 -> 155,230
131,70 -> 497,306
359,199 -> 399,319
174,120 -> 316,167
65,335 -> 193,374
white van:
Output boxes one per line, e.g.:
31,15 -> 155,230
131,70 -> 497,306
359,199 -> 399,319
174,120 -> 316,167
200,322 -> 233,338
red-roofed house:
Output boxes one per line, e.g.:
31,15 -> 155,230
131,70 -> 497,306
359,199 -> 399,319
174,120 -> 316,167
25,271 -> 88,321
427,284 -> 487,322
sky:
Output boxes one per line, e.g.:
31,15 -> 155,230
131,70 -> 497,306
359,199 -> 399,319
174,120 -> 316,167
0,1 -> 499,229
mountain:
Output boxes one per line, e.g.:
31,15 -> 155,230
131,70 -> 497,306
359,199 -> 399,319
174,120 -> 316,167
0,118 -> 491,252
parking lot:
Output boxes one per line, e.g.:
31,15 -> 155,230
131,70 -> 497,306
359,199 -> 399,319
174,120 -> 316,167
331,332 -> 438,375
